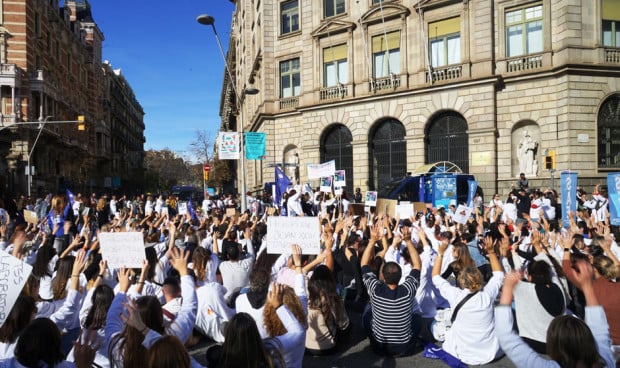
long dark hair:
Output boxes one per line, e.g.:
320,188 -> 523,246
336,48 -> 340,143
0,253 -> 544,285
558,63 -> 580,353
32,243 -> 56,279
546,315 -> 604,368
308,265 -> 345,334
217,313 -> 274,368
84,284 -> 114,330
52,255 -> 74,300
0,296 -> 36,343
14,318 -> 64,367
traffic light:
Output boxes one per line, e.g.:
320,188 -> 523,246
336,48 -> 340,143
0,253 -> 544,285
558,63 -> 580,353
77,115 -> 85,131
545,150 -> 555,170
203,163 -> 211,181
203,170 -> 209,181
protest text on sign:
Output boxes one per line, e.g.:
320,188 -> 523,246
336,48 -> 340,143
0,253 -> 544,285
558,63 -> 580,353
266,217 -> 321,254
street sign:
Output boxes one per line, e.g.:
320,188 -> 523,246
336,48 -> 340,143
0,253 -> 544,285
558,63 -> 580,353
204,163 -> 211,172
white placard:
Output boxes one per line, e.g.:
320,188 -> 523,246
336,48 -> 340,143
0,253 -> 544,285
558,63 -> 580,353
365,191 -> 378,207
452,204 -> 473,225
98,232 -> 145,269
0,250 -> 32,328
307,160 -> 336,179
320,176 -> 333,193
333,170 -> 346,187
395,204 -> 414,219
218,132 -> 240,160
266,217 -> 321,255
178,202 -> 188,215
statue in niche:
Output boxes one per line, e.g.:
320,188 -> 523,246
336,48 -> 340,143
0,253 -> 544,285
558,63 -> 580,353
516,130 -> 539,176
285,150 -> 299,184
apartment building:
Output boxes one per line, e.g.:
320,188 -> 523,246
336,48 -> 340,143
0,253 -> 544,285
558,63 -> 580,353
0,0 -> 144,196
220,0 -> 620,197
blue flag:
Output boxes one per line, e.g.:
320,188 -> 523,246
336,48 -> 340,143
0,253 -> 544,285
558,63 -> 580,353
66,189 -> 75,207
561,171 -> 578,228
187,198 -> 197,220
275,166 -> 291,205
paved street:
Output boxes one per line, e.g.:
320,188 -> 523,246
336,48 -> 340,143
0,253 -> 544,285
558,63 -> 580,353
188,307 -> 516,368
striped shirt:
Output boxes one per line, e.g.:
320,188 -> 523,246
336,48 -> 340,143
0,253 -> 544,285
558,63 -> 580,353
362,266 -> 420,343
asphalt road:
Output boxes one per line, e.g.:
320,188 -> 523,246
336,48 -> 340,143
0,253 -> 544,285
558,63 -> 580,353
188,307 -> 517,368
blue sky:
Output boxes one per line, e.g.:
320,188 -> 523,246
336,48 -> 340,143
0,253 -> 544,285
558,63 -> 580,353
88,1 -> 235,158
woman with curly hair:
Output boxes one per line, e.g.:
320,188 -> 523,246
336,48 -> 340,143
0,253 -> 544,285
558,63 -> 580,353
105,247 -> 197,368
305,265 -> 350,355
262,244 -> 307,368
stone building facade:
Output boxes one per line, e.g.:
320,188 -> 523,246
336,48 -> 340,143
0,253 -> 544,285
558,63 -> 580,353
0,0 -> 144,196
221,0 -> 620,197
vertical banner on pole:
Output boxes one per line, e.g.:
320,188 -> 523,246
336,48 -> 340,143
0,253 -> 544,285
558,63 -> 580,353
560,171 -> 578,228
607,173 -> 620,226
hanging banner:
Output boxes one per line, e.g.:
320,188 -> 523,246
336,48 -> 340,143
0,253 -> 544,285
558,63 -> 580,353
245,132 -> 266,160
217,132 -> 240,160
467,179 -> 478,208
607,173 -> 620,226
307,160 -> 336,179
560,171 -> 578,228
0,250 -> 33,328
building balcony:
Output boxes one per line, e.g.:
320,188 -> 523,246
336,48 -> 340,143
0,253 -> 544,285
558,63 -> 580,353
370,74 -> 401,92
425,65 -> 463,83
319,84 -> 349,101
278,96 -> 299,110
0,63 -> 21,88
605,48 -> 620,63
505,54 -> 543,73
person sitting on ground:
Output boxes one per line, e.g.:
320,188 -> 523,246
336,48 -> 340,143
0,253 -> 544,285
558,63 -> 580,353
361,223 -> 422,357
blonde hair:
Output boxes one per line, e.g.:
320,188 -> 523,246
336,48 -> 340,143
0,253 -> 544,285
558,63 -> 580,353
457,266 -> 484,292
263,286 -> 307,337
593,255 -> 618,281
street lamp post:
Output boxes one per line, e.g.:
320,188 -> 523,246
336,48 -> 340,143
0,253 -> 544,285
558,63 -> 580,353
197,14 -> 259,213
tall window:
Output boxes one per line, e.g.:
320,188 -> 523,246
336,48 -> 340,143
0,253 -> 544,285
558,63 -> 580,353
372,31 -> 400,78
370,119 -> 406,190
505,4 -> 543,57
280,58 -> 300,98
323,44 -> 348,87
598,95 -> 620,168
281,0 -> 299,35
429,17 -> 461,67
425,112 -> 469,173
321,125 -> 353,189
324,0 -> 345,18
603,0 -> 620,47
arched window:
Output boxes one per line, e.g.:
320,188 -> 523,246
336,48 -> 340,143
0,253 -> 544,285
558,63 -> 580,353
321,124 -> 353,190
369,119 -> 406,190
425,112 -> 469,173
598,95 -> 620,168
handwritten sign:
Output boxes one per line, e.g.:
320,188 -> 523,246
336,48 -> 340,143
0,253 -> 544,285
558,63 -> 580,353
24,210 -> 38,224
0,250 -> 32,328
98,232 -> 145,269
266,217 -> 321,255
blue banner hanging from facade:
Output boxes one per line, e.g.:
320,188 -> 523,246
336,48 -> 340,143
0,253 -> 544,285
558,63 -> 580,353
245,132 -> 266,160
560,171 -> 578,228
607,173 -> 620,226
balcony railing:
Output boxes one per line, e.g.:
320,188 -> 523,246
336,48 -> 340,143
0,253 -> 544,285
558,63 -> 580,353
370,74 -> 401,92
0,64 -> 19,76
506,54 -> 543,73
426,65 -> 462,83
320,84 -> 348,101
605,48 -> 620,63
279,96 -> 299,110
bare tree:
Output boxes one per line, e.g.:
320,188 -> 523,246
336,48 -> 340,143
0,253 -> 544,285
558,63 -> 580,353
189,129 -> 213,164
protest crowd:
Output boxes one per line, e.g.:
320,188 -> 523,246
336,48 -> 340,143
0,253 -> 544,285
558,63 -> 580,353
0,174 -> 619,368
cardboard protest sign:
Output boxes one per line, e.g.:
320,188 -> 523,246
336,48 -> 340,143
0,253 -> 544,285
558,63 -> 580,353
24,210 -> 38,224
98,232 -> 145,269
413,202 -> 427,215
0,250 -> 33,328
376,198 -> 397,217
266,216 -> 321,255
348,203 -> 366,217
226,208 -> 238,217
266,207 -> 276,216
